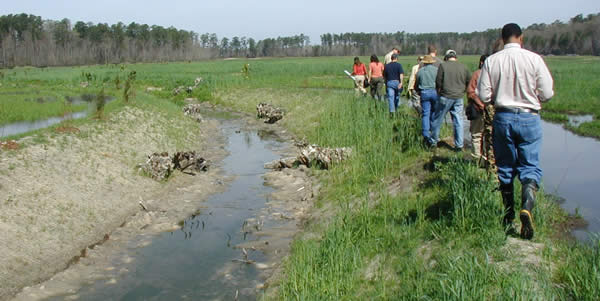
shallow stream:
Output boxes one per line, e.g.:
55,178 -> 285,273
44,122 -> 286,300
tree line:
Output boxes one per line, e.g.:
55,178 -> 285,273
0,12 -> 598,68
317,13 -> 600,56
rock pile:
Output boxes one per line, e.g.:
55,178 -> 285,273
256,103 -> 284,124
141,152 -> 173,180
173,151 -> 209,173
173,77 -> 204,96
265,144 -> 352,170
183,104 -> 203,122
139,151 -> 208,180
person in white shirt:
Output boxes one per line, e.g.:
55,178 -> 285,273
478,23 -> 554,239
384,47 -> 399,65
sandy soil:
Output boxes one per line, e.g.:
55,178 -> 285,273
0,106 -> 226,300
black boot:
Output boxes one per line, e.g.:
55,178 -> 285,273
500,182 -> 515,233
520,179 -> 538,240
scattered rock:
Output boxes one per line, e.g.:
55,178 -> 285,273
265,144 -> 352,170
298,145 -> 351,169
264,157 -> 297,170
173,151 -> 209,173
172,77 -> 203,95
139,151 -> 209,180
183,104 -> 204,122
140,152 -> 173,180
257,103 -> 284,124
145,86 -> 163,92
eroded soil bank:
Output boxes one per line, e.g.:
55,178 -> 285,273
2,104 -> 318,301
0,105 -> 227,299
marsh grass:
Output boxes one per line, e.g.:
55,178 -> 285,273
2,56 -> 599,299
258,84 -> 595,300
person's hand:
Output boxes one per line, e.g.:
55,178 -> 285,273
475,100 -> 485,111
398,83 -> 403,89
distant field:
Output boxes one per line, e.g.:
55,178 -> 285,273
1,55 -> 599,137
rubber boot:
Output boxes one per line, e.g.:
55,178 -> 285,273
520,179 -> 538,240
500,182 -> 515,233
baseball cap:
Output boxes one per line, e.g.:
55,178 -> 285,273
445,49 -> 457,58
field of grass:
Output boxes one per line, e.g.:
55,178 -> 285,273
2,55 -> 597,135
1,56 -> 599,299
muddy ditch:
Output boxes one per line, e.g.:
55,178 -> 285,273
12,107 -> 319,301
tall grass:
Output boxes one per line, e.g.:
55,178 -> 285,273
272,90 -> 575,299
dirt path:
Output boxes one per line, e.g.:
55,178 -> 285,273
0,106 -> 226,300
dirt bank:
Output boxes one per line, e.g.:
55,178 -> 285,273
0,106 -> 226,300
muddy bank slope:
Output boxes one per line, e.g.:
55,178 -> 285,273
0,106 -> 223,299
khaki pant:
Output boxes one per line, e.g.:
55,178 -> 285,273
482,105 -> 496,170
354,75 -> 367,94
470,113 -> 484,159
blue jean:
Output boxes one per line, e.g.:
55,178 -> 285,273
420,89 -> 438,142
386,80 -> 402,113
431,96 -> 464,148
493,111 -> 542,186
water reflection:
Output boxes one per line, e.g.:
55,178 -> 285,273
0,95 -> 115,138
541,120 -> 600,240
567,114 -> 594,127
51,125 -> 283,301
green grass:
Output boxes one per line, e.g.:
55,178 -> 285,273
264,92 -> 581,300
2,55 -> 597,136
2,56 -> 600,299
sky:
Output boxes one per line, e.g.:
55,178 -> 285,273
1,0 -> 598,44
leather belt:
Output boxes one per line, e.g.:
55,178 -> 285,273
496,107 -> 539,115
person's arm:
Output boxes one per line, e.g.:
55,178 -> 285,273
467,71 -> 484,110
465,68 -> 472,91
477,62 -> 492,104
408,67 -> 417,92
398,65 -> 404,89
368,64 -> 372,81
436,65 -> 444,95
536,56 -> 554,102
399,73 -> 404,89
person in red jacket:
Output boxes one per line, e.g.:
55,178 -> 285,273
351,57 -> 368,95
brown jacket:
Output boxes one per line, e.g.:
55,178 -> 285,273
467,69 -> 482,104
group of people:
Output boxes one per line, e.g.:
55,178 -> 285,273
351,23 -> 555,240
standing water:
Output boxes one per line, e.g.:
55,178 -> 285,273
540,120 -> 600,240
457,113 -> 600,240
46,122 -> 285,300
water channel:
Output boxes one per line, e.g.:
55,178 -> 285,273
0,96 -> 113,138
540,120 -> 600,240
42,122 -> 285,300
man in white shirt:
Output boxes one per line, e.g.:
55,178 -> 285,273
384,47 -> 399,65
478,23 -> 554,239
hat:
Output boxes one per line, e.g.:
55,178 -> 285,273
422,55 -> 436,64
445,49 -> 457,59
417,56 -> 424,61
